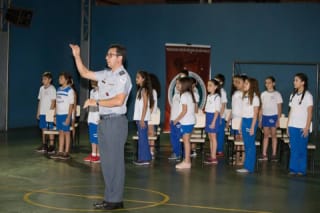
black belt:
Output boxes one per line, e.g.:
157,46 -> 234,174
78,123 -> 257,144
100,114 -> 124,120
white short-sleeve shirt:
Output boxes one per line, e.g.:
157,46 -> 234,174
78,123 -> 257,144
241,94 -> 260,118
95,66 -> 132,115
133,89 -> 151,121
261,90 -> 283,116
151,89 -> 158,114
232,90 -> 243,118
56,86 -> 74,115
38,85 -> 56,115
288,91 -> 313,128
170,93 -> 181,121
205,94 -> 221,113
179,92 -> 196,125
220,88 -> 228,118
88,89 -> 100,124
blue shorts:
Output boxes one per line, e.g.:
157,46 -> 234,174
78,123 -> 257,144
180,124 -> 194,135
205,112 -> 220,133
39,114 -> 54,129
262,115 -> 278,127
89,123 -> 98,144
56,114 -> 71,132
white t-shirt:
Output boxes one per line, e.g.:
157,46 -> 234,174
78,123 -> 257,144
220,88 -> 228,118
179,92 -> 196,125
241,94 -> 260,118
56,86 -> 74,115
88,89 -> 100,124
232,90 -> 243,118
133,89 -> 151,121
170,93 -> 181,121
194,88 -> 200,104
261,90 -> 283,116
151,89 -> 158,114
38,85 -> 56,115
288,91 -> 313,128
205,94 -> 221,113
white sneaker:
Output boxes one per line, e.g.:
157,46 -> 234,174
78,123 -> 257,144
175,161 -> 191,169
190,151 -> 197,158
236,168 -> 249,173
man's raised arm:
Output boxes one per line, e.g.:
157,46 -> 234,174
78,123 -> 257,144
69,44 -> 97,81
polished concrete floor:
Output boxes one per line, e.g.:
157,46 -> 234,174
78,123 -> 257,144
0,124 -> 320,213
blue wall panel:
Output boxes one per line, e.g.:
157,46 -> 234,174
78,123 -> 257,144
90,4 -> 320,121
8,0 -> 81,128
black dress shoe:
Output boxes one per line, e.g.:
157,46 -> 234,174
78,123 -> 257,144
93,201 -> 124,210
93,200 -> 108,209
104,202 -> 124,210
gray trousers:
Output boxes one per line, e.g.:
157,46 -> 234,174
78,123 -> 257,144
98,115 -> 128,202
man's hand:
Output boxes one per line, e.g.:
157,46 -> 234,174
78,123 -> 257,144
83,99 -> 97,109
69,44 -> 80,57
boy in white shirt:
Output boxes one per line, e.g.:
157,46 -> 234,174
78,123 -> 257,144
36,72 -> 56,153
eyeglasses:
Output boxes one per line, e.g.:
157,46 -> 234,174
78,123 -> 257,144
106,52 -> 119,58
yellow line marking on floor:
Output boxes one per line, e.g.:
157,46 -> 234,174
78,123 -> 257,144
19,185 -> 271,213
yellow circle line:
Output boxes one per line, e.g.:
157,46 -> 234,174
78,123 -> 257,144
23,185 -> 170,212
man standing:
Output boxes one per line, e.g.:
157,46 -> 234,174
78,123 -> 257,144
70,43 -> 132,210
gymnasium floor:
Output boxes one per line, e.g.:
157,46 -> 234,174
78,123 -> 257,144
0,124 -> 319,213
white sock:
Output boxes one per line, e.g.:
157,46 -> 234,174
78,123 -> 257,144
92,153 -> 97,157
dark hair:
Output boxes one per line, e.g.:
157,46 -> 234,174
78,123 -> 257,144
109,44 -> 126,64
190,77 -> 197,86
149,73 -> 161,98
42,71 -> 52,80
290,73 -> 308,105
179,77 -> 196,103
136,71 -> 155,109
59,72 -> 72,85
243,77 -> 260,105
214,73 -> 225,86
231,74 -> 247,96
208,78 -> 221,97
265,76 -> 276,90
179,69 -> 189,77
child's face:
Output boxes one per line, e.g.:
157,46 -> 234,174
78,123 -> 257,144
243,79 -> 250,92
293,76 -> 304,90
207,81 -> 216,94
59,75 -> 67,86
265,79 -> 274,91
237,79 -> 245,90
42,76 -> 51,87
175,80 -> 182,92
233,77 -> 239,88
135,73 -> 144,86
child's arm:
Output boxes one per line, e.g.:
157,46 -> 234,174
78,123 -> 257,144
173,104 -> 187,125
303,105 -> 313,137
36,100 -> 40,120
276,103 -> 282,128
140,89 -> 148,128
210,110 -> 219,129
64,104 -> 74,126
250,106 -> 259,136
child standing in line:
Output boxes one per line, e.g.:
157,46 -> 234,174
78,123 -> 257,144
83,80 -> 100,163
259,76 -> 283,162
36,72 -> 56,154
204,79 -> 221,165
148,73 -> 161,158
190,77 -> 200,158
174,77 -> 196,169
231,74 -> 247,165
133,71 -> 154,166
50,72 -> 74,160
237,78 -> 260,173
214,74 -> 228,157
287,73 -> 313,176
168,78 -> 183,161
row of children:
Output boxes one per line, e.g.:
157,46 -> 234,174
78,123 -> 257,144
37,71 -> 101,162
167,71 -> 312,175
36,72 -> 79,160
